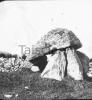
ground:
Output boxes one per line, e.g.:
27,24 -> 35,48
0,68 -> 92,100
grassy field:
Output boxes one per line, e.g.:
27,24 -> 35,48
0,68 -> 92,100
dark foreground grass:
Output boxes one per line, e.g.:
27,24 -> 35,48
0,68 -> 92,100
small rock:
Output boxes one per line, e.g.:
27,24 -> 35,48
31,66 -> 40,72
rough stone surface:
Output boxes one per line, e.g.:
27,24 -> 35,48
66,48 -> 83,80
76,51 -> 89,74
27,28 -> 82,60
41,50 -> 66,81
0,57 -> 22,72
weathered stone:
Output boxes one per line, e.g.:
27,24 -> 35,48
27,28 -> 82,60
0,57 -> 23,72
40,50 -> 66,81
76,51 -> 89,74
66,48 -> 83,80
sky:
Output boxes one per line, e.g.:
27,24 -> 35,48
0,0 -> 92,58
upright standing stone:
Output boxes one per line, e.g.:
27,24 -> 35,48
76,51 -> 89,74
41,50 -> 66,81
66,48 -> 83,80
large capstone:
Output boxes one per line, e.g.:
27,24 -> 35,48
40,50 -> 66,81
66,48 -> 83,80
27,28 -> 82,60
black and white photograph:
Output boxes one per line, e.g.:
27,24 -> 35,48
0,0 -> 92,99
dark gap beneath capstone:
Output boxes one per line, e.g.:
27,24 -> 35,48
44,47 -> 70,55
45,48 -> 57,55
29,55 -> 48,73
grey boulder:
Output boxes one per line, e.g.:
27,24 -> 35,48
76,51 -> 89,74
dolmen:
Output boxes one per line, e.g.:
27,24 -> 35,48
27,28 -> 90,81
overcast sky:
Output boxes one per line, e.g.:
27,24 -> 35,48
0,0 -> 92,58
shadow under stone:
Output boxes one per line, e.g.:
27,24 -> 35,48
29,55 -> 48,73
